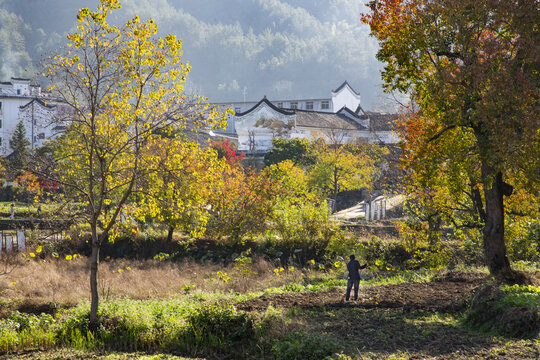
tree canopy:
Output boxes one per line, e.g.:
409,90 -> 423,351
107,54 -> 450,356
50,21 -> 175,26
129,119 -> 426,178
263,138 -> 315,166
40,0 -> 228,324
363,0 -> 539,277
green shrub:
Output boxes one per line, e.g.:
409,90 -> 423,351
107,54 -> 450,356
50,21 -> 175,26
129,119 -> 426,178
464,285 -> 539,338
507,221 -> 540,262
57,300 -> 178,352
270,330 -> 339,360
361,236 -> 410,270
360,235 -> 457,271
57,308 -> 141,351
253,306 -> 289,357
254,306 -> 286,339
182,303 -> 254,356
0,311 -> 56,353
326,233 -> 364,260
405,242 -> 452,270
453,227 -> 484,265
266,199 -> 342,265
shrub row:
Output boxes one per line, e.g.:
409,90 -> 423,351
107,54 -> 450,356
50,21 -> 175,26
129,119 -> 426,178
0,300 -> 343,359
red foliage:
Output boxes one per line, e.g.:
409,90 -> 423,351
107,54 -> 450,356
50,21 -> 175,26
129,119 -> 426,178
211,139 -> 245,164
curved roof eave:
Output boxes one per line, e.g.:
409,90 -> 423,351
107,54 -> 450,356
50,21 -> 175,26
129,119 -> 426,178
235,97 -> 295,116
331,81 -> 360,97
19,98 -> 57,110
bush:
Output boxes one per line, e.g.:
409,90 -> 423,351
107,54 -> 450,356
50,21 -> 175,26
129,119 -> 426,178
182,303 -> 254,357
464,284 -> 540,338
57,306 -> 153,351
265,199 -> 342,265
359,235 -> 454,271
361,236 -> 410,270
326,233 -> 365,261
0,311 -> 56,353
270,330 -> 339,360
206,166 -> 279,242
453,227 -> 484,265
507,222 -> 540,262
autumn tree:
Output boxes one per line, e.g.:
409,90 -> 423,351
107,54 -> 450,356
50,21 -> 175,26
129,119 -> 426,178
210,139 -> 245,164
207,164 -> 280,242
307,138 -> 381,204
263,159 -> 311,202
363,0 -> 539,277
263,137 -> 315,167
39,0 -> 227,325
135,138 -> 226,242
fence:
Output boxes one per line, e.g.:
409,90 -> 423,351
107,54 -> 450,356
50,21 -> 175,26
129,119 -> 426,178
364,196 -> 387,221
0,231 -> 26,255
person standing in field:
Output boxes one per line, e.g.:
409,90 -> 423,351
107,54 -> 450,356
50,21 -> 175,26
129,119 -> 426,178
345,254 -> 367,303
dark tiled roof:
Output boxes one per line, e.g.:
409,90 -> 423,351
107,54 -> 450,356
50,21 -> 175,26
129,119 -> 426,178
332,81 -> 359,96
236,97 -> 295,116
355,104 -> 367,116
337,106 -> 360,119
294,109 -> 363,130
19,98 -> 57,110
369,113 -> 398,131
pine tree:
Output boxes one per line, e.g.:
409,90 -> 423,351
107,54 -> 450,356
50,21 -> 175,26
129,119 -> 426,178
8,121 -> 31,175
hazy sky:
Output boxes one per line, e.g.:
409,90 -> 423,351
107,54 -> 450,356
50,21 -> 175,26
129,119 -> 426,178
0,0 -> 390,109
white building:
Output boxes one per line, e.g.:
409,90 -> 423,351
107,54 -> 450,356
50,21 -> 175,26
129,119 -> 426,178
0,78 -> 65,155
215,81 -> 361,115
213,82 -> 399,152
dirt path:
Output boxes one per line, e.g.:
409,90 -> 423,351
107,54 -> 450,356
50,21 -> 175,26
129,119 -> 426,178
237,272 -> 540,359
237,272 -> 487,312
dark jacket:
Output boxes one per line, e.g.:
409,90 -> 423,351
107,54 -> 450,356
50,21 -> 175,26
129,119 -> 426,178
347,259 -> 367,280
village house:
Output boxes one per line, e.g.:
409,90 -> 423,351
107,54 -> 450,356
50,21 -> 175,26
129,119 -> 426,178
213,81 -> 399,152
0,78 -> 66,155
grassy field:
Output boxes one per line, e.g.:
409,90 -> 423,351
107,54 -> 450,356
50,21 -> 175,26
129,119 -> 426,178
0,253 -> 538,359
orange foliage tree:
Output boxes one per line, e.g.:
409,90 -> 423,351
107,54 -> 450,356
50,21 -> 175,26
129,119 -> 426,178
207,164 -> 281,242
363,0 -> 539,278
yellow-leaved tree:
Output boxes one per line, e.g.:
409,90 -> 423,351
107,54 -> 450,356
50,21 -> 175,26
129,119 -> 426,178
40,0 -> 228,325
307,138 -> 386,204
135,138 -> 227,242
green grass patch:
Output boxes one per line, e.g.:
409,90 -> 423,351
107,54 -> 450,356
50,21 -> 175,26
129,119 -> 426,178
1,270 -> 538,358
464,284 -> 539,338
0,311 -> 56,354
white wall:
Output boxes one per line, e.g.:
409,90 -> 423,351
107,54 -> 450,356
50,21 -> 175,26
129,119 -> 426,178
18,101 -> 58,149
0,80 -> 62,154
370,131 -> 400,144
331,84 -> 361,112
0,97 -> 27,153
235,102 -> 294,151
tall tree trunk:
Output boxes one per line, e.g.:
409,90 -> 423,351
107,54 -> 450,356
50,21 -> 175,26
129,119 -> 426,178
167,226 -> 175,242
333,165 -> 338,212
481,166 -> 512,276
89,228 -> 100,326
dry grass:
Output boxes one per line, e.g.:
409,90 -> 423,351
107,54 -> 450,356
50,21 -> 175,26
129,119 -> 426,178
0,255 -> 307,309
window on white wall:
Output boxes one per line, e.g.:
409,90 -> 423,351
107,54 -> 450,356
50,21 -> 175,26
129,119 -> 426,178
306,101 -> 313,110
321,100 -> 329,110
290,102 -> 298,109
277,102 -> 283,108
